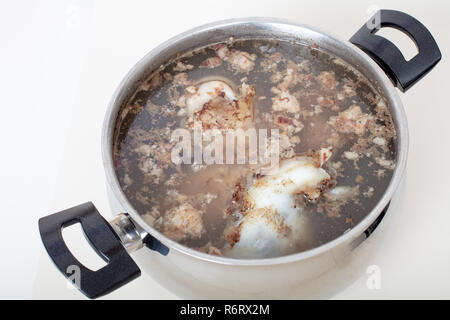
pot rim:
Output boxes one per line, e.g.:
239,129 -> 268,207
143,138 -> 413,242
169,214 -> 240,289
101,17 -> 408,266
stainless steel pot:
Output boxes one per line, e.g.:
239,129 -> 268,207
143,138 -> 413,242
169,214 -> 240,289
38,10 -> 441,299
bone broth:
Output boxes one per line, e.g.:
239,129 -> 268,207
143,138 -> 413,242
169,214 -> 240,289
112,39 -> 397,259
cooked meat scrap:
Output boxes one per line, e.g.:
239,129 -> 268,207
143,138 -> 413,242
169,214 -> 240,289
317,96 -> 336,107
318,71 -> 338,89
163,203 -> 204,241
201,57 -> 223,68
275,115 -> 304,136
228,51 -> 256,73
328,104 -> 373,135
213,44 -> 256,73
260,52 -> 284,72
173,72 -> 191,86
225,149 -> 333,258
375,157 -> 396,170
142,207 -> 161,226
271,88 -> 300,113
185,81 -> 255,130
173,61 -> 194,71
185,80 -> 236,114
319,186 -> 360,218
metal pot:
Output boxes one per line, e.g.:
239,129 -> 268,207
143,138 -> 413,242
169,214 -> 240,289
39,10 -> 441,299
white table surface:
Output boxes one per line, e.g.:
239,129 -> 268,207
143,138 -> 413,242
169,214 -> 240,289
1,0 -> 449,299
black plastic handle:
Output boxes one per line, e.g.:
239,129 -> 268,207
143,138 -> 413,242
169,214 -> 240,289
350,9 -> 441,92
38,202 -> 140,299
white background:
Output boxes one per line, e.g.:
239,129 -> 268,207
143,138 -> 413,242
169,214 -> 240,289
0,0 -> 449,299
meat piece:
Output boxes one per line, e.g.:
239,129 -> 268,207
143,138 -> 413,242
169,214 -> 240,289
375,157 -> 396,170
319,146 -> 333,167
185,80 -> 236,114
173,72 -> 191,86
224,148 -> 333,259
317,96 -> 336,107
328,104 -> 373,135
214,44 -> 229,59
173,62 -> 194,71
341,80 -> 357,97
186,81 -> 255,130
271,88 -> 300,113
324,186 -> 359,202
275,115 -> 303,137
226,207 -> 294,259
228,51 -> 256,73
320,186 -> 360,218
213,44 -> 256,73
261,52 -> 284,72
163,203 -> 204,241
201,57 -> 223,69
318,71 -> 337,89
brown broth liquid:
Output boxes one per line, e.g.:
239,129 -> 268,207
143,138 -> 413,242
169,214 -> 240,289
113,39 -> 397,257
